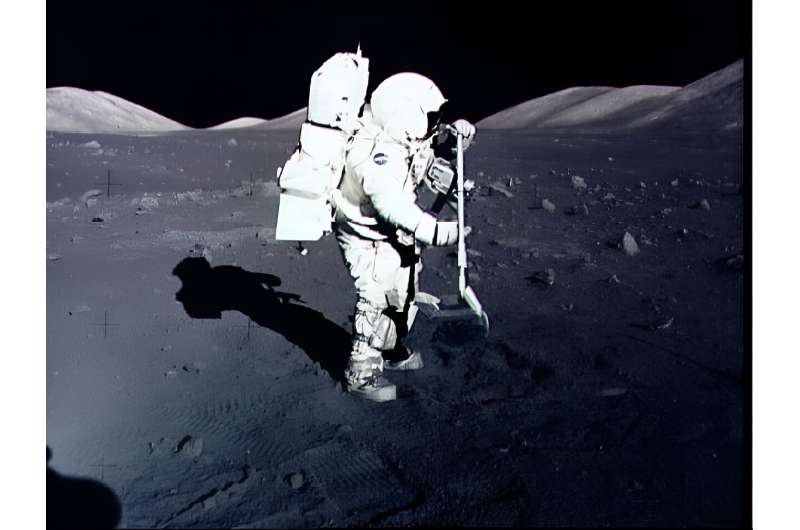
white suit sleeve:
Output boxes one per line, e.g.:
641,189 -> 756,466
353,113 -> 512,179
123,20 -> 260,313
356,147 -> 426,233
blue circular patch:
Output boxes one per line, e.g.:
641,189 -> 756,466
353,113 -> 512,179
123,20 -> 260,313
373,152 -> 388,165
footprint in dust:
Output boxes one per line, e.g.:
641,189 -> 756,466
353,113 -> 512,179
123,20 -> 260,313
432,320 -> 487,351
495,341 -> 555,383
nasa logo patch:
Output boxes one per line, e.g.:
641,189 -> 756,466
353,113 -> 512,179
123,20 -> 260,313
373,152 -> 388,166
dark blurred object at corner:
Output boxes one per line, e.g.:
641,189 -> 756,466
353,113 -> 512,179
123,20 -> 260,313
47,446 -> 121,529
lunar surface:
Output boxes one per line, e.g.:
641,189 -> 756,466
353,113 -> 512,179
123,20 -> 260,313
46,60 -> 745,527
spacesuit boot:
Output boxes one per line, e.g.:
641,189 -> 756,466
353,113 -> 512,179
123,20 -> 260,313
347,372 -> 397,402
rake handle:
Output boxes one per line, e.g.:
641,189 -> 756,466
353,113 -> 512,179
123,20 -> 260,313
452,129 -> 468,297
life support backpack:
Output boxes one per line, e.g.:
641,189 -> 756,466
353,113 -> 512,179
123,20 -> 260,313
275,48 -> 370,241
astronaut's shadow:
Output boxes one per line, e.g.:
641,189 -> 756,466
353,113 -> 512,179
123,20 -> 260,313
172,257 -> 350,383
47,446 -> 122,529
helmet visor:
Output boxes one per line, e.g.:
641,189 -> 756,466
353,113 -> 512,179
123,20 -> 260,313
424,102 -> 447,139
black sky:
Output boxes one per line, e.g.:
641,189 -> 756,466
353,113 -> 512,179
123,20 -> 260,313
46,1 -> 748,128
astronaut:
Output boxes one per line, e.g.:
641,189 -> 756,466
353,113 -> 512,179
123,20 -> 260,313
333,72 -> 476,402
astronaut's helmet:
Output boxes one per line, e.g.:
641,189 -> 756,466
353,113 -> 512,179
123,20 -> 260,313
370,72 -> 447,142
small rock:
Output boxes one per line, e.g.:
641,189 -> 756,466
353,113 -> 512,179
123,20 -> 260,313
671,178 -> 679,187
165,369 -> 178,378
175,436 -> 204,459
700,199 -> 711,211
487,182 -> 514,198
91,217 -> 104,223
527,269 -> 556,286
567,204 -> 589,216
81,189 -> 103,206
287,472 -> 305,490
227,138 -> 238,147
140,196 -> 159,210
561,303 -> 574,312
542,199 -> 557,213
571,175 -> 587,190
622,232 -> 639,256
632,316 -> 674,331
724,254 -> 744,271
597,387 -> 628,397
47,253 -> 62,261
148,437 -> 176,457
336,424 -> 353,436
602,192 -> 616,202
67,304 -> 91,316
608,274 -> 621,284
657,317 -> 675,330
492,237 -> 530,248
177,189 -> 204,202
46,197 -> 73,208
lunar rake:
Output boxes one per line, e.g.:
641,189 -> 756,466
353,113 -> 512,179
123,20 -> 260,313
419,128 -> 489,335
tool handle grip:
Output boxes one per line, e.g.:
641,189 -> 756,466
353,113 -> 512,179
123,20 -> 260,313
455,133 -> 466,262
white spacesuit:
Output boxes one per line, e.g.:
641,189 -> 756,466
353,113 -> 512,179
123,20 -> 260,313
333,72 -> 476,401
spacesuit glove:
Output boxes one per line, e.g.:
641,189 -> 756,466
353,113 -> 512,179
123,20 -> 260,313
451,119 -> 476,143
433,221 -> 459,246
414,214 -> 459,246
